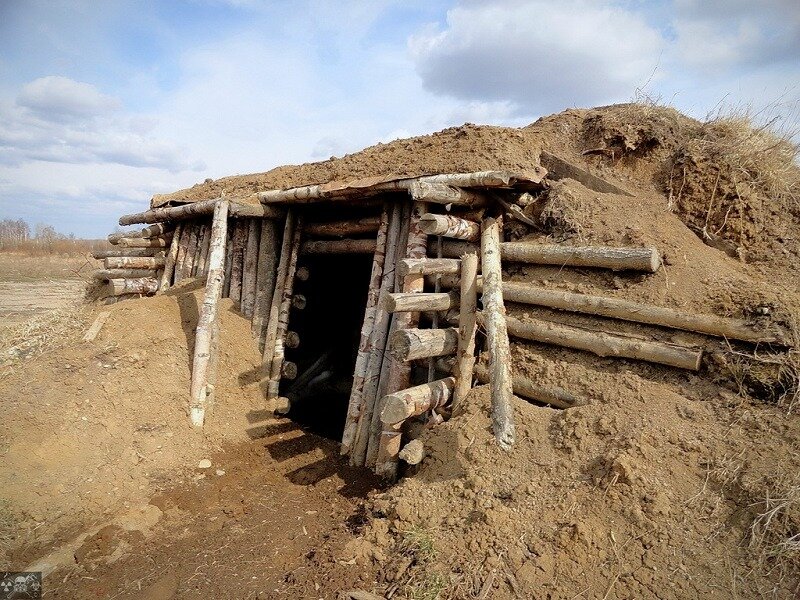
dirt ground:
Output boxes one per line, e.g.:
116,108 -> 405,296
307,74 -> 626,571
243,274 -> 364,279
1,104 -> 799,599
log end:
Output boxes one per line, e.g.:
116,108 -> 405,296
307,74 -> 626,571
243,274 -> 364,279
380,394 -> 413,425
647,248 -> 662,273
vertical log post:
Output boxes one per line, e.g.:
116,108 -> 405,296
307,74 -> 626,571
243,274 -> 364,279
182,223 -> 201,279
223,225 -> 234,298
229,221 -> 247,304
173,223 -> 192,283
481,216 -> 515,450
159,222 -> 183,292
341,204 -> 391,455
196,222 -> 212,276
252,219 -> 279,350
375,200 -> 428,479
189,200 -> 229,427
241,219 -> 260,318
267,216 -> 303,399
262,212 -> 295,396
452,252 -> 478,411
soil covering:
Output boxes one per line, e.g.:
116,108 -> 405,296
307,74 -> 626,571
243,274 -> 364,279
1,103 -> 799,598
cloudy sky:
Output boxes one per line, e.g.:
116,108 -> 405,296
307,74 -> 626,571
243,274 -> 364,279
0,0 -> 798,237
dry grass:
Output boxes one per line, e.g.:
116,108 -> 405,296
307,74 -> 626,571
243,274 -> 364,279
0,238 -> 110,257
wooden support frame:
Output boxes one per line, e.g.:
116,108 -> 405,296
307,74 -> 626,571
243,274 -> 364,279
452,252 -> 479,411
229,220 -> 247,304
189,200 -> 230,427
159,222 -> 183,291
252,219 -> 279,349
241,219 -> 260,317
419,213 -> 480,241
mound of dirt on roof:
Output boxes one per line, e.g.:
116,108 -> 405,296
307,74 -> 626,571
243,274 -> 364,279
0,283 -> 265,565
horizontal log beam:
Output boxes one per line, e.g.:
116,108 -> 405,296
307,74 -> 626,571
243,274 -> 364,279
92,248 -> 164,259
419,213 -> 480,241
108,231 -> 143,244
409,182 -> 486,207
141,223 -> 174,237
229,202 -> 283,218
398,257 -> 461,277
383,291 -> 458,313
304,216 -> 381,238
120,198 -> 282,225
389,327 -> 459,361
506,316 -> 702,370
93,268 -> 159,280
300,239 -> 377,254
116,235 -> 173,248
107,277 -> 159,296
473,363 -> 583,409
380,377 -> 456,425
104,256 -> 165,269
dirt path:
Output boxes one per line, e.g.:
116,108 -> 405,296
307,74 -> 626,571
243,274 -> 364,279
46,423 -> 383,599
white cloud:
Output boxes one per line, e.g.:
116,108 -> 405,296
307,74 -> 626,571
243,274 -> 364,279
409,0 -> 664,114
0,77 -> 205,173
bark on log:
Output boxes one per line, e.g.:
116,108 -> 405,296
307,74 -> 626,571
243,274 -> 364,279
240,219 -> 260,318
500,283 -> 785,344
189,200 -> 229,427
108,231 -> 143,244
474,363 -> 582,409
304,216 -> 381,238
398,439 -> 425,465
389,327 -> 459,361
506,316 -> 702,370
341,205 -> 391,456
380,377 -> 456,425
300,239 -> 377,255
222,225 -> 233,298
93,268 -> 158,280
501,242 -> 660,272
285,330 -> 300,349
481,217 -> 515,450
92,248 -> 163,259
375,201 -> 428,479
120,198 -> 281,225
419,213 -> 480,241
173,224 -> 192,283
398,258 -> 460,277
452,252 -> 479,411
267,215 -> 303,398
383,292 -> 458,313
350,203 -> 404,466
439,240 -> 479,258
182,225 -> 200,279
228,202 -> 283,219
159,222 -> 183,291
104,257 -> 165,269
195,223 -> 211,276
262,212 -> 295,395
408,181 -> 486,207
141,222 -> 173,238
229,221 -> 247,304
107,277 -> 159,296
117,235 -> 173,248
252,219 -> 279,347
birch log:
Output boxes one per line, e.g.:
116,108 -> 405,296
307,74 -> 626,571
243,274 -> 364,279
252,219 -> 279,347
94,268 -> 158,280
108,231 -> 143,244
107,277 -> 159,296
223,225 -> 233,298
389,327 -> 459,361
195,223 -> 211,276
501,243 -> 660,272
474,363 -> 581,409
262,212 -> 295,395
117,235 -> 172,248
350,203 -> 404,466
452,252 -> 478,411
482,217 -> 515,450
419,213 -> 480,241
119,197 -> 281,225
92,248 -> 163,259
398,258 -> 460,277
173,224 -> 192,283
141,222 -> 173,238
105,256 -> 165,269
159,222 -> 183,291
409,181 -> 486,207
375,201 -> 428,479
229,221 -> 247,304
505,316 -> 702,370
267,215 -> 303,399
189,200 -> 229,427
341,205 -> 391,456
241,219 -> 260,318
383,291 -> 458,313
380,377 -> 456,425
301,239 -> 377,255
182,225 -> 200,279
305,216 -> 381,238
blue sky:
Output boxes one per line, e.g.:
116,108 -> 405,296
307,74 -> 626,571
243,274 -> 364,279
0,0 -> 798,238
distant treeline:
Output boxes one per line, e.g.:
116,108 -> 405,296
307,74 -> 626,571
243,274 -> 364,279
0,218 -> 109,256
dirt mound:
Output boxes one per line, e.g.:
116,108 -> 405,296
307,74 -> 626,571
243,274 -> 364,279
0,283 -> 265,565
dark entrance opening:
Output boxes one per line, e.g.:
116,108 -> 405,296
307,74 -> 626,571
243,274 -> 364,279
282,251 -> 374,441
